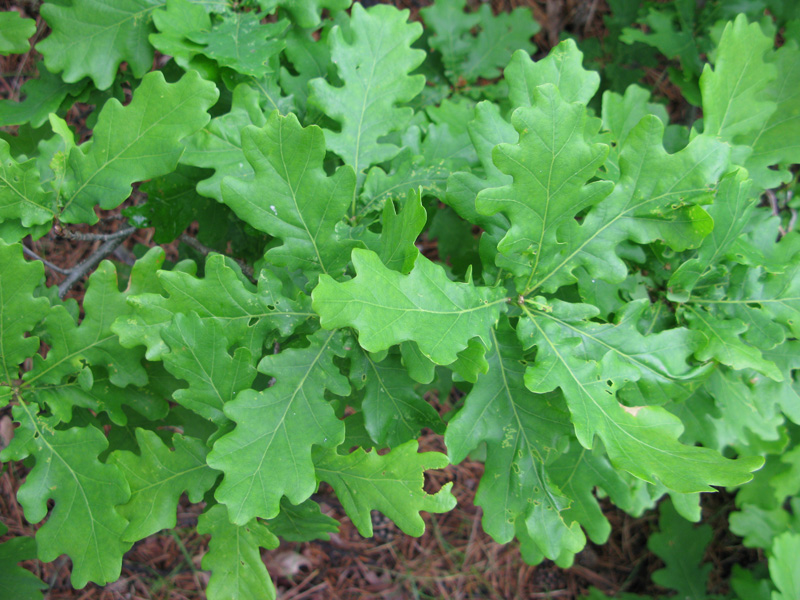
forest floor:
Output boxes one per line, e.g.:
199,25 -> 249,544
0,1 -> 758,598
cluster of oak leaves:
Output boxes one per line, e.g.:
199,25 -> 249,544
1,1 -> 799,598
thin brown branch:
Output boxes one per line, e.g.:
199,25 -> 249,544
57,230 -> 135,298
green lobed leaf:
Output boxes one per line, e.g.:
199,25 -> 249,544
0,404 -> 130,588
668,169 -> 756,302
114,254 -> 313,361
0,139 -> 56,228
161,312 -> 257,426
377,191 -> 426,274
37,0 -> 162,90
699,15 -> 777,142
770,532 -> 800,600
265,497 -> 339,542
548,443 -> 638,545
197,504 -> 278,600
109,429 -> 219,542
25,253 -> 163,390
0,11 -> 36,55
740,37 -> 800,190
188,12 -> 287,78
527,116 -> 728,294
313,440 -> 456,537
648,499 -> 712,598
308,3 -> 425,187
0,65 -> 87,128
420,0 -> 480,78
445,319 -> 585,561
59,71 -> 218,224
0,525 -> 45,600
313,248 -> 508,365
529,299 -> 708,405
505,40 -> 600,108
518,301 -> 763,493
207,329 -> 348,524
0,242 -> 49,392
260,0 -> 351,29
351,348 -> 442,448
181,84 -> 267,202
476,84 -> 612,288
221,112 -> 357,278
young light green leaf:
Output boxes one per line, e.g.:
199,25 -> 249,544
313,440 -> 456,537
207,330 -> 348,524
110,429 -> 219,542
38,0 -> 161,90
505,40 -> 600,108
700,15 -> 777,142
313,248 -> 508,365
0,242 -> 49,390
198,504 -> 278,600
445,321 -> 584,560
308,3 -> 425,184
161,313 -> 257,426
0,404 -> 130,588
59,71 -> 218,224
519,304 -> 763,493
528,116 -> 728,294
221,112 -> 357,277
476,84 -> 612,287
378,191 -> 426,274
0,11 -> 36,55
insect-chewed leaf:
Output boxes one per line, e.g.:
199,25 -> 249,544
446,319 -> 584,561
313,248 -> 508,365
